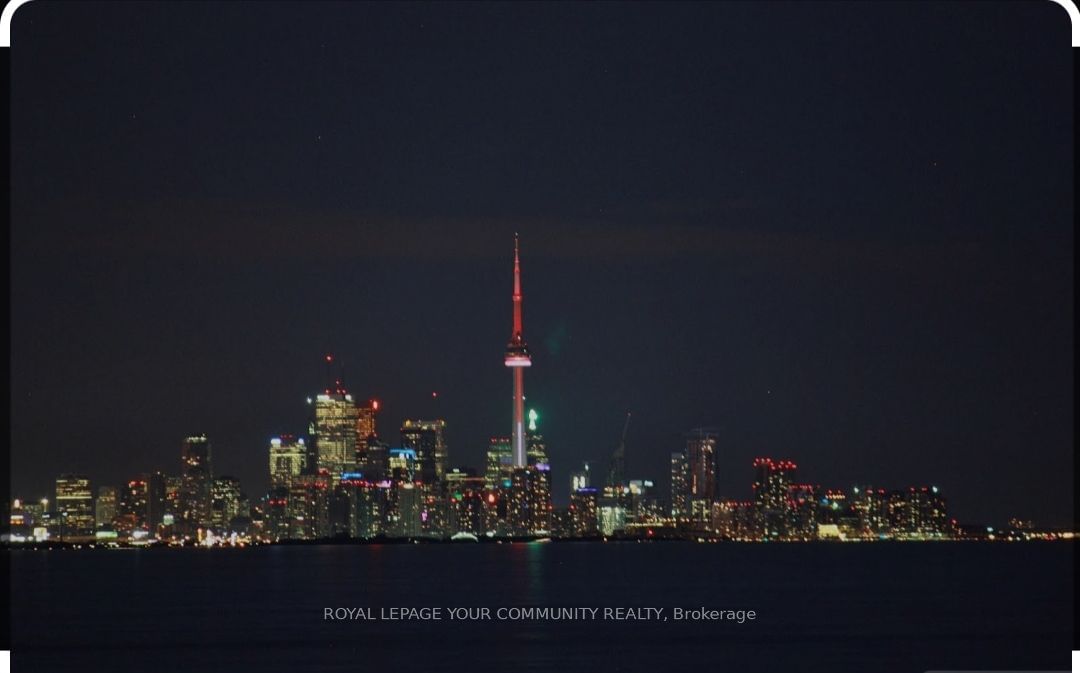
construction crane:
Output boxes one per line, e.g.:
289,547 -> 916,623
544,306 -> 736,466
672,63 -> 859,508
607,411 -> 631,489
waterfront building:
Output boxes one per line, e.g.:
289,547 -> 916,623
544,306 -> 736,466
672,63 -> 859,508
355,398 -> 379,442
147,471 -> 167,532
485,437 -> 513,490
570,461 -> 591,493
55,474 -> 94,539
509,464 -> 552,535
269,435 -> 307,486
685,429 -> 717,514
400,419 -> 449,485
210,476 -> 243,531
569,487 -> 600,536
388,482 -> 422,537
388,447 -> 418,483
116,477 -> 149,535
670,451 -> 690,519
179,434 -> 213,533
752,457 -> 797,539
95,486 -> 118,530
311,372 -> 359,476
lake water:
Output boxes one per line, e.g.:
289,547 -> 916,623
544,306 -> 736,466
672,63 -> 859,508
9,541 -> 1074,672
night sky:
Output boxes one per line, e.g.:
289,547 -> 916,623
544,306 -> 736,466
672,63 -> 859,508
9,1 -> 1073,525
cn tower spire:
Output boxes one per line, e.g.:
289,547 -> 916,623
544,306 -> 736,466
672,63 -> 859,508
504,233 -> 531,468
512,233 -> 523,336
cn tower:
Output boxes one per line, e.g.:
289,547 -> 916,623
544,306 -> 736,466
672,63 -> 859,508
504,233 -> 531,467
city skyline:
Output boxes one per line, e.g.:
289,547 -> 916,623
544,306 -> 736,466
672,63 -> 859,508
10,2 -> 1073,529
6,236 -> 1062,540
5,4 -> 1074,673
8,227 -> 1073,526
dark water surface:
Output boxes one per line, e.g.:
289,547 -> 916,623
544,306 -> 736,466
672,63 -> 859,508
9,541 -> 1074,672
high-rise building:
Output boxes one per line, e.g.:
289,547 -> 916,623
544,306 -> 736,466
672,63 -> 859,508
626,479 -> 661,523
116,477 -> 149,534
597,495 -> 627,536
503,234 -> 532,468
851,486 -> 888,538
95,486 -> 118,530
266,487 -> 290,541
210,476 -> 243,531
485,437 -> 513,490
420,484 -> 448,538
328,483 -> 352,537
817,489 -> 848,526
163,476 -> 182,532
269,435 -> 307,486
356,399 -> 379,442
285,473 -> 331,540
360,436 -> 390,482
569,487 -> 600,537
888,486 -> 949,539
345,480 -> 388,539
570,461 -> 591,493
670,451 -> 690,519
311,367 -> 359,476
9,499 -> 32,539
388,482 -> 422,537
400,419 -> 448,485
752,458 -> 797,539
508,465 -> 552,536
525,409 -> 548,466
788,483 -> 818,540
354,400 -> 379,471
711,500 -> 755,539
179,434 -> 212,533
55,474 -> 94,539
527,434 -> 548,467
445,469 -> 488,537
685,429 -> 717,508
906,486 -> 948,538
147,472 -> 167,532
388,448 -> 418,483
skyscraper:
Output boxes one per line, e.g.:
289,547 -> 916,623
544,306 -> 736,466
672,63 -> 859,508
509,464 -> 552,536
570,461 -> 591,493
311,363 -> 359,477
269,435 -> 307,486
360,436 -> 390,482
400,419 -> 448,485
210,476 -> 243,531
355,399 -> 380,469
356,399 -> 379,442
685,428 -> 717,518
95,486 -> 118,530
569,487 -> 599,536
147,471 -> 167,533
503,234 -> 531,468
752,457 -> 797,539
670,451 -> 690,519
388,482 -> 422,538
55,474 -> 94,538
526,409 -> 548,466
388,448 -> 418,483
164,476 -> 182,531
116,477 -> 149,534
485,436 -> 513,490
179,434 -> 212,533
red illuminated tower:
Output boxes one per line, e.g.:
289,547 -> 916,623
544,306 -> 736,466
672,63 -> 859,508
504,234 -> 531,467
